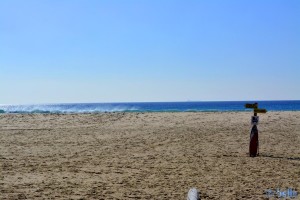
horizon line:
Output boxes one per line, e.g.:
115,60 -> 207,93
1,99 -> 300,106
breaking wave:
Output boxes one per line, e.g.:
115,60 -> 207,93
0,103 -> 140,114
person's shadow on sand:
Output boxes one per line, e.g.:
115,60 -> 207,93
258,153 -> 300,161
222,154 -> 300,161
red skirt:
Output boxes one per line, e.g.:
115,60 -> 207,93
249,125 -> 259,157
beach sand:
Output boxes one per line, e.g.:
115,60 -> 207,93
1,112 -> 299,199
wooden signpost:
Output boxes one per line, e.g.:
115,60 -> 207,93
245,103 -> 267,157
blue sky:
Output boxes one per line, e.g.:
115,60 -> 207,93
0,0 -> 299,104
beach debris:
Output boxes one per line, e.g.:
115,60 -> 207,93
187,188 -> 200,200
245,103 -> 267,157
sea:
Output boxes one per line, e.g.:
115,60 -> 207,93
0,101 -> 300,114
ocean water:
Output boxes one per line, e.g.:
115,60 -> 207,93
0,101 -> 300,114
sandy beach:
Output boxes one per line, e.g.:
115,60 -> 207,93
0,112 -> 299,199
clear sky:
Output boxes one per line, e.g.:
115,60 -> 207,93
1,0 -> 299,104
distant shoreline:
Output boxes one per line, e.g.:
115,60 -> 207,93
1,111 -> 300,116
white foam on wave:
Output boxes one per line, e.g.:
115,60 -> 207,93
0,104 -> 140,113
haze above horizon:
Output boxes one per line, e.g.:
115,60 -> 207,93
1,0 -> 299,104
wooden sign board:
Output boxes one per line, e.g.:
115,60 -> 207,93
245,103 -> 267,114
245,103 -> 258,109
254,108 -> 267,113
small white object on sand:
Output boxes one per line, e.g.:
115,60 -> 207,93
187,188 -> 200,200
